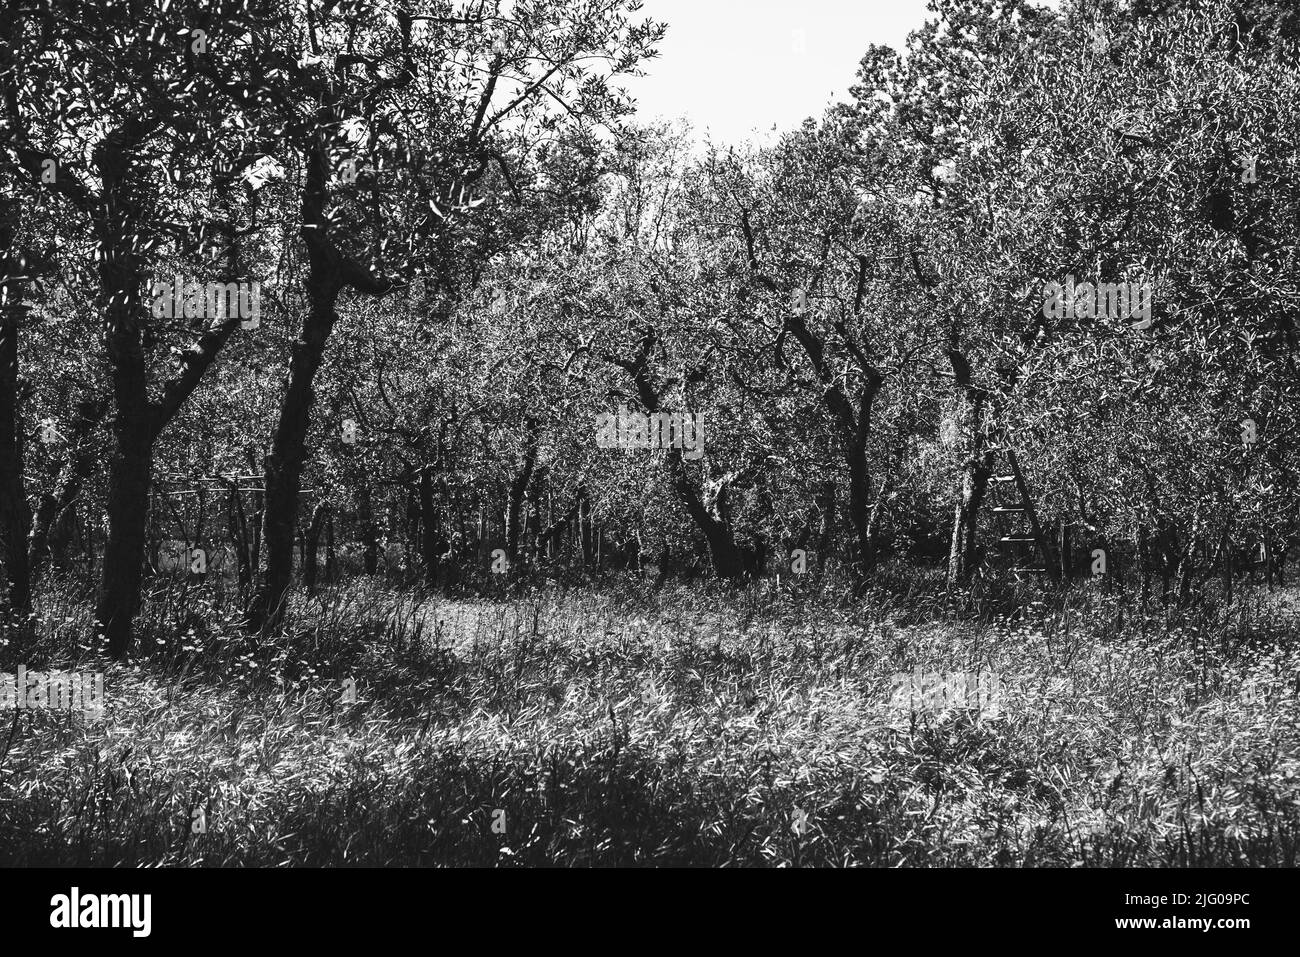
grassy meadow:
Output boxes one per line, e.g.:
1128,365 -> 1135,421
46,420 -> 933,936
1,569 -> 1298,867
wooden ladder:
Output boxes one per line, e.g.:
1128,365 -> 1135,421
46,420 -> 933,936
987,446 -> 1059,580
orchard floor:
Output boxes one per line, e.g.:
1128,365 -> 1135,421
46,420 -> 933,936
1,574 -> 1298,866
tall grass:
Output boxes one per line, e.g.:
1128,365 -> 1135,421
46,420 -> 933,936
1,568 -> 1297,865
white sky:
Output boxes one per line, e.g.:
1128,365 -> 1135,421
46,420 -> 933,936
623,0 -> 1062,145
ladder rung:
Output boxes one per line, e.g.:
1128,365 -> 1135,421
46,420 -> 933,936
1000,536 -> 1037,545
991,476 -> 1017,483
991,506 -> 1026,514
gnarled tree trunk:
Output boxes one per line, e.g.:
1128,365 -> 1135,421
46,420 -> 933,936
253,134 -> 393,632
606,332 -> 743,579
946,352 -> 992,587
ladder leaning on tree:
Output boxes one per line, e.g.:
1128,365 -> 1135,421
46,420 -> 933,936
986,441 -> 1060,582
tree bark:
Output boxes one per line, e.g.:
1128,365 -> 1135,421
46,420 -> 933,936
418,468 -> 446,588
948,445 -> 993,586
253,272 -> 337,629
1137,526 -> 1152,601
578,486 -> 593,570
735,209 -> 886,582
0,205 -> 57,621
606,333 -> 744,579
252,132 -> 392,631
324,512 -> 337,584
28,399 -> 107,582
96,257 -> 152,659
946,353 -> 992,587
302,501 -> 329,593
505,417 -> 539,564
357,479 -> 379,575
227,480 -> 254,599
92,130 -> 242,657
0,267 -> 32,618
816,480 -> 836,580
1058,520 -> 1071,581
846,372 -> 884,575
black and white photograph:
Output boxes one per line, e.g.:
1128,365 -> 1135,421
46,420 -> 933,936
0,0 -> 1293,941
